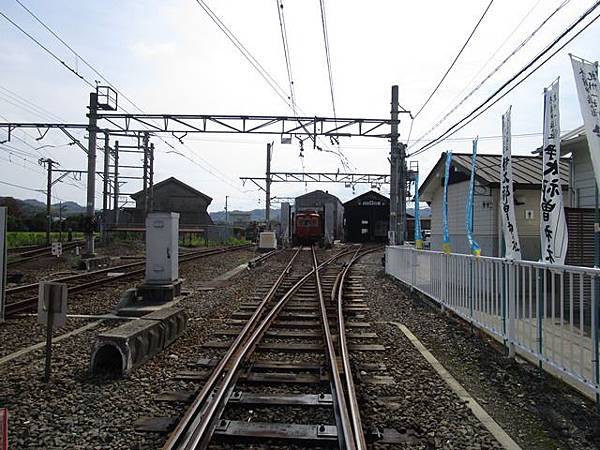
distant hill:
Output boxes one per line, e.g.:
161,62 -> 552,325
2,197 -> 87,216
210,208 -> 281,223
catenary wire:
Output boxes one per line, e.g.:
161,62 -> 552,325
410,0 -> 572,150
409,1 -> 600,158
413,0 -> 495,119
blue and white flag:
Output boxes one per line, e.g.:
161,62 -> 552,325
500,107 -> 521,260
414,172 -> 423,249
466,139 -> 481,256
442,151 -> 452,254
540,79 -> 568,264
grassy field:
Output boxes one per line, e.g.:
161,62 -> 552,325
6,231 -> 85,248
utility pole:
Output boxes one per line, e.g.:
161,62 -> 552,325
265,142 -> 272,230
42,158 -> 55,245
389,85 -> 400,245
225,195 -> 229,224
85,92 -> 98,256
149,142 -> 155,212
399,142 -> 407,244
142,132 -> 149,218
102,132 -> 110,245
58,201 -> 63,242
112,141 -> 120,226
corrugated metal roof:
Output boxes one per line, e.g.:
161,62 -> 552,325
452,153 -> 569,186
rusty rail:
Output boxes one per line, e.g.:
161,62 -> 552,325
5,243 -> 253,316
163,246 -> 360,450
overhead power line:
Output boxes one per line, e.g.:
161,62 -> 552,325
409,0 -> 600,158
194,0 -> 351,170
0,179 -> 44,192
413,0 -> 495,119
410,0 -> 572,150
275,0 -> 297,115
194,0 -> 293,110
8,0 -> 257,201
428,0 -> 545,134
0,9 -> 95,88
318,0 -> 337,120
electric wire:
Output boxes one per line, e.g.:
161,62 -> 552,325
409,1 -> 600,158
8,1 -> 254,202
413,0 -> 495,119
276,0 -> 297,115
317,0 -> 353,172
0,179 -> 44,193
429,0 -> 545,133
195,0 -> 352,171
410,0 -> 573,150
0,9 -> 95,88
194,0 -> 293,110
318,0 -> 337,120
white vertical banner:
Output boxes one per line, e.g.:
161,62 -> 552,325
541,79 -> 568,264
501,107 -> 522,260
571,55 -> 600,191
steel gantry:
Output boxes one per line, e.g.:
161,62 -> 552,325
0,85 -> 412,253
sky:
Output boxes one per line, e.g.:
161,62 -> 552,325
0,0 -> 599,213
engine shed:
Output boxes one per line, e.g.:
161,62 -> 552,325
343,190 -> 389,243
294,190 -> 344,244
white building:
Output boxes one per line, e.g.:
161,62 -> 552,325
418,152 -> 570,261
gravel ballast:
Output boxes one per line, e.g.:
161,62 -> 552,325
360,250 -> 600,450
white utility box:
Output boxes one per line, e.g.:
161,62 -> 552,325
145,212 -> 179,284
259,231 -> 277,251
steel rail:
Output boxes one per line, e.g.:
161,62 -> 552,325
164,246 -> 359,450
7,244 -> 252,296
7,240 -> 84,265
335,246 -> 381,449
5,244 -> 253,316
311,246 -> 356,450
162,247 -> 302,450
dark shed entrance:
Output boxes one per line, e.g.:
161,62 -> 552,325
343,191 -> 389,243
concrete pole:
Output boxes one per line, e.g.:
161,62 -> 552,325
85,92 -> 98,256
389,85 -> 399,246
113,141 -> 120,226
102,132 -> 110,245
225,195 -> 229,224
45,159 -> 54,245
149,142 -> 155,212
142,132 -> 149,218
265,142 -> 272,230
399,141 -> 407,244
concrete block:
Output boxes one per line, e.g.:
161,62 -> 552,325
90,307 -> 187,376
78,256 -> 111,271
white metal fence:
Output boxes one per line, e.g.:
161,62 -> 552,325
386,246 -> 600,399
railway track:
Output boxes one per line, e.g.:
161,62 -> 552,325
5,243 -> 253,317
7,240 -> 84,265
152,245 -> 389,449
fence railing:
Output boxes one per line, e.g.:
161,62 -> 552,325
386,246 -> 600,399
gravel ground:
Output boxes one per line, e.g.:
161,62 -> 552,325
0,246 -> 256,358
360,250 -> 600,450
6,240 -> 145,288
7,246 -> 591,449
0,245 -> 265,449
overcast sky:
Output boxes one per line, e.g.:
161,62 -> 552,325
0,0 -> 599,212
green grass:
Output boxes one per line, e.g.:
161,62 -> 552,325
179,235 -> 250,247
6,231 -> 85,248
